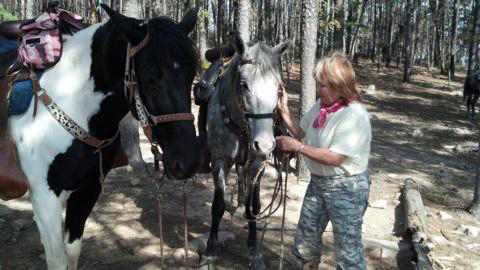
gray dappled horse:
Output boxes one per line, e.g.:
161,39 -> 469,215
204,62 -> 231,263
200,34 -> 289,270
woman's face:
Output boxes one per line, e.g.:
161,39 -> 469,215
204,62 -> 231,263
316,81 -> 340,104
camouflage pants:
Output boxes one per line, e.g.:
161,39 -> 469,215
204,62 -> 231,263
293,171 -> 371,270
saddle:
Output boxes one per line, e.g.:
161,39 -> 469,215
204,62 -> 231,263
0,19 -> 29,41
0,71 -> 29,200
194,45 -> 235,173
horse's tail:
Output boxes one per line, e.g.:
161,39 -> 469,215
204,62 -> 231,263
463,80 -> 469,101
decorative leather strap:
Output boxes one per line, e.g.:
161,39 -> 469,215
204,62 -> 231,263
30,70 -> 118,150
151,113 -> 195,124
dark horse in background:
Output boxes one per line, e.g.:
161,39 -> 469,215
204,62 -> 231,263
200,33 -> 289,270
464,70 -> 480,119
3,5 -> 199,270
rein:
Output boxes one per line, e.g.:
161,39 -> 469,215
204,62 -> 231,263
124,34 -> 195,131
124,33 -> 194,267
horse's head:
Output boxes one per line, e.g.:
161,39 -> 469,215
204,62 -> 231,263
102,5 -> 200,179
229,34 -> 289,157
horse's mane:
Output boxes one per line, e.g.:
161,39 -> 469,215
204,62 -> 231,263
147,17 -> 199,76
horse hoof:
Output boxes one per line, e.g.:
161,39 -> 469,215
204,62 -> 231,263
198,256 -> 215,270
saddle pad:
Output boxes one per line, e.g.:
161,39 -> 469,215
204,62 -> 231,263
0,39 -> 18,54
8,72 -> 42,116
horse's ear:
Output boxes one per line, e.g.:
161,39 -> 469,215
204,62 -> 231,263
178,8 -> 197,34
228,31 -> 246,56
272,40 -> 290,56
101,4 -> 146,45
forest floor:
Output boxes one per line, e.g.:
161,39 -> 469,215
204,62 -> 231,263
0,59 -> 479,270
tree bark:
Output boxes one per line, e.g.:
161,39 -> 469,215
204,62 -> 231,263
468,0 -> 479,75
349,0 -> 368,57
299,0 -> 318,181
332,0 -> 344,51
403,0 -> 413,82
238,0 -> 251,42
468,123 -> 480,217
198,0 -> 207,63
449,0 -> 458,80
120,0 -> 146,172
24,0 -> 34,19
217,0 -> 224,45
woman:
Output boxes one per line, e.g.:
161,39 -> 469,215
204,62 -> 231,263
276,52 -> 372,270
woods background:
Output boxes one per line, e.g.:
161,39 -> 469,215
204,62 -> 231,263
1,0 -> 479,79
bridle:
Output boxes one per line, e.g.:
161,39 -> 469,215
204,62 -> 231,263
123,33 -> 195,133
218,55 -> 277,164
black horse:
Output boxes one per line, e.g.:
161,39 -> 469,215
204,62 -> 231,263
4,5 -> 199,269
464,70 -> 480,119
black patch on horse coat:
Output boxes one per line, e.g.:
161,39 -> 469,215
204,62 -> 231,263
45,16 -> 199,241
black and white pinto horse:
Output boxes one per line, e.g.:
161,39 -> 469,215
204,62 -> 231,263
8,5 -> 199,270
464,70 -> 480,118
200,34 -> 289,270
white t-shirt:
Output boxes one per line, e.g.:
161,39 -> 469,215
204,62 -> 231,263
300,99 -> 372,176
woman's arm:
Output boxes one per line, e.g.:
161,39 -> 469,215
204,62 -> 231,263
275,136 -> 346,166
277,85 -> 305,139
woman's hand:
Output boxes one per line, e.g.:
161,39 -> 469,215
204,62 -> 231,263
275,135 -> 302,152
277,84 -> 289,113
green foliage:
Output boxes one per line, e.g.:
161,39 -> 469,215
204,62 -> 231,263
0,5 -> 17,20
197,8 -> 211,24
201,59 -> 211,70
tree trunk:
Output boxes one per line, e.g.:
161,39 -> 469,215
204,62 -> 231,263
403,0 -> 413,82
332,0 -> 344,51
468,123 -> 480,217
449,0 -> 458,80
120,0 -> 146,172
256,0 -> 264,40
299,0 -> 318,182
468,0 -> 479,75
217,0 -> 224,45
238,0 -> 251,42
198,0 -> 207,63
385,0 -> 393,66
25,0 -> 34,18
349,0 -> 368,57
123,0 -> 140,17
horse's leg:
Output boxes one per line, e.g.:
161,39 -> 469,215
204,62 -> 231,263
245,177 -> 266,270
64,181 -> 101,270
30,189 -> 68,270
200,159 -> 231,269
235,163 -> 245,214
472,91 -> 479,118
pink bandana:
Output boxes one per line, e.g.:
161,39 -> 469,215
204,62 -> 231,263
312,100 -> 345,128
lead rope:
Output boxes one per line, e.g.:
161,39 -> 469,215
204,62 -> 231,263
153,172 -> 166,267
279,154 -> 289,270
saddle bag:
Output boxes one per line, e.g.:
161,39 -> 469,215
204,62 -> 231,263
0,138 -> 28,201
18,3 -> 84,69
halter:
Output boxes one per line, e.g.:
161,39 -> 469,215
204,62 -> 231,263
124,34 -> 195,133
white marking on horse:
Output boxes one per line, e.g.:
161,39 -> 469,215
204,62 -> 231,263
8,23 -> 105,270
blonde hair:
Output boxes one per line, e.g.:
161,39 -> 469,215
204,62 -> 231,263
313,52 -> 360,103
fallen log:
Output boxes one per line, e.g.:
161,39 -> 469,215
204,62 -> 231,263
403,178 -> 433,270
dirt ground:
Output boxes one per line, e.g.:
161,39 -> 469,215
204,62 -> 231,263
1,60 -> 479,270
